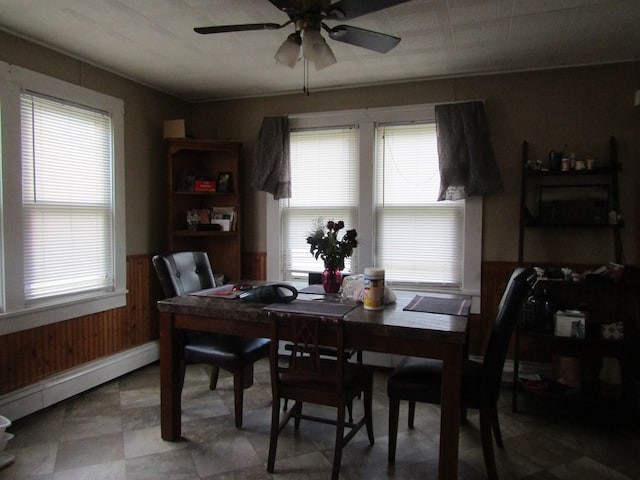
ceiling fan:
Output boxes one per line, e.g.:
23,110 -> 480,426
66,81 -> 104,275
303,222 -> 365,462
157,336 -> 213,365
195,0 -> 412,71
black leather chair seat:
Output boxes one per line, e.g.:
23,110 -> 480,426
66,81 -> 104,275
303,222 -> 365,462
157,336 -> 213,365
152,251 -> 271,428
387,357 -> 484,407
184,334 -> 270,370
386,267 -> 538,480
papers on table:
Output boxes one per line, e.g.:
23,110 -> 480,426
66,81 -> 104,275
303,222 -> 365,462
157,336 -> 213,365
189,284 -> 244,298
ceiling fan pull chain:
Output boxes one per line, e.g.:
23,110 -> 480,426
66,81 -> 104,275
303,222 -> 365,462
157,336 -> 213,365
303,58 -> 310,96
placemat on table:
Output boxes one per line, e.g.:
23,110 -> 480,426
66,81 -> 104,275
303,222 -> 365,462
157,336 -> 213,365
298,284 -> 327,294
264,299 -> 357,318
403,295 -> 471,316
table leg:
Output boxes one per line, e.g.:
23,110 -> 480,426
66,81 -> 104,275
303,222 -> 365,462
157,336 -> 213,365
439,345 -> 463,479
160,312 -> 182,440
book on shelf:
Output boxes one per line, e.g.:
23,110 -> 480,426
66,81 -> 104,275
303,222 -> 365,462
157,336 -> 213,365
185,206 -> 236,231
211,206 -> 236,231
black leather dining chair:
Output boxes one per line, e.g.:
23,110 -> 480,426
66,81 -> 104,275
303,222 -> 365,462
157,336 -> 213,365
387,267 -> 538,479
152,251 -> 270,428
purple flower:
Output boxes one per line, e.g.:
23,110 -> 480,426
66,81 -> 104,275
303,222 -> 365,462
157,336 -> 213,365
306,218 -> 358,271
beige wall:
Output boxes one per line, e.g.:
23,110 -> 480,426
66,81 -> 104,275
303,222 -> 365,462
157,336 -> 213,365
2,29 -> 638,266
192,63 -> 640,266
0,30 -> 191,256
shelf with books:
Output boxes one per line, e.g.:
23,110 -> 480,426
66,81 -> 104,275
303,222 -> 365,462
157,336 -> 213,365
166,138 -> 242,282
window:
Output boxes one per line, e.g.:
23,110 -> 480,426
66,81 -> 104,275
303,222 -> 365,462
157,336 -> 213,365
21,93 -> 114,301
375,123 -> 463,288
268,105 -> 481,296
282,127 -> 359,278
0,61 -> 126,335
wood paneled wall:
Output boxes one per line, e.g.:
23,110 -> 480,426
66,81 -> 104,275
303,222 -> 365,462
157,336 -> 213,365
242,251 -> 267,281
0,252 -> 268,397
1,255 -> 584,397
0,255 -> 161,395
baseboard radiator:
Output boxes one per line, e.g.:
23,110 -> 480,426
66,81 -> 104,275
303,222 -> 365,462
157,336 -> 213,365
0,341 -> 159,421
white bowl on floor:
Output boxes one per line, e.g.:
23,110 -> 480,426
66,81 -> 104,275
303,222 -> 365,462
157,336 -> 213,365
0,433 -> 13,452
0,416 -> 10,436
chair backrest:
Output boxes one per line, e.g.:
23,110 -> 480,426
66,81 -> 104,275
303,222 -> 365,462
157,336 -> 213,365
481,267 -> 538,405
152,251 -> 216,298
269,312 -> 345,399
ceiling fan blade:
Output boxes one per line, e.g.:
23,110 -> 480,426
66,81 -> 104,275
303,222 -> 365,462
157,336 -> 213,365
327,0 -> 412,20
327,25 -> 401,53
194,23 -> 281,34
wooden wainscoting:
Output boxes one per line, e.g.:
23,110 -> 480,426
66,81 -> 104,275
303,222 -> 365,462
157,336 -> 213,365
0,257 -> 551,396
0,255 -> 160,396
242,251 -> 267,281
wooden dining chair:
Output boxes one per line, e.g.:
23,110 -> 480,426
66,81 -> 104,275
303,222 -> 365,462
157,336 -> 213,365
386,267 -> 538,479
267,312 -> 375,480
152,251 -> 270,428
307,272 -> 362,362
281,273 -> 362,421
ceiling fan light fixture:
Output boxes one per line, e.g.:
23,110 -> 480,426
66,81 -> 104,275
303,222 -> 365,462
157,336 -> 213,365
313,40 -> 336,71
274,32 -> 301,68
302,27 -> 326,62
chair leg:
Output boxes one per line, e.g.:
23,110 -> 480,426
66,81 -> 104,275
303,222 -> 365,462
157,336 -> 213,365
209,366 -> 220,390
388,398 -> 400,465
479,408 -> 499,480
491,406 -> 504,448
356,350 -> 363,400
294,401 -> 302,430
461,405 -> 468,425
232,370 -> 244,428
408,401 -> 416,429
179,360 -> 187,393
242,363 -> 254,388
267,395 -> 281,473
332,405 -> 346,480
364,380 -> 374,445
347,400 -> 354,424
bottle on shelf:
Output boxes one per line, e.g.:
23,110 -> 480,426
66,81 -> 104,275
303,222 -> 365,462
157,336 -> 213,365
524,287 -> 556,334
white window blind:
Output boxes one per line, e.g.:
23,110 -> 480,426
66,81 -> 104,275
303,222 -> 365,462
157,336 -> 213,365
283,127 -> 359,278
21,93 -> 114,302
375,122 -> 463,286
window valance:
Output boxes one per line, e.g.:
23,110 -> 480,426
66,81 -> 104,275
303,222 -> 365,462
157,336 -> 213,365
252,116 -> 291,199
435,101 -> 503,200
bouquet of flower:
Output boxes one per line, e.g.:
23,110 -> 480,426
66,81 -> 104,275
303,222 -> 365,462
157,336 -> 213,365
306,218 -> 358,271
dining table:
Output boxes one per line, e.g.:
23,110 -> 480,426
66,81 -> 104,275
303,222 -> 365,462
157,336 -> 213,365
157,284 -> 469,480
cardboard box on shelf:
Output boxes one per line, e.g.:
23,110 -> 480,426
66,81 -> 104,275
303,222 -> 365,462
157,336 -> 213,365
194,180 -> 216,192
554,310 -> 586,338
163,119 -> 185,138
211,219 -> 231,231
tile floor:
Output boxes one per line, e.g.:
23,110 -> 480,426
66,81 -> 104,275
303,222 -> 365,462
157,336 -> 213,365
1,359 -> 638,479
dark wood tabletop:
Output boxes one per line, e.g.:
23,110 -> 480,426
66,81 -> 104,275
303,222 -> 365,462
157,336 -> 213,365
157,285 -> 469,479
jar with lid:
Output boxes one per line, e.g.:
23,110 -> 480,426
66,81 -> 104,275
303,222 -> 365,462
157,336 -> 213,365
524,287 -> 556,333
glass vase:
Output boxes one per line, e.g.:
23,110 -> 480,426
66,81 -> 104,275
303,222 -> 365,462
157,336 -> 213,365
322,268 -> 342,294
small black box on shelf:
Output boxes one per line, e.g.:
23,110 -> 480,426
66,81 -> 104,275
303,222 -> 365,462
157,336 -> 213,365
538,185 -> 609,226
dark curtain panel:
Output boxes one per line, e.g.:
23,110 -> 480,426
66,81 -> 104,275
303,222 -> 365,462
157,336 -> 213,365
251,116 -> 291,199
435,101 -> 503,201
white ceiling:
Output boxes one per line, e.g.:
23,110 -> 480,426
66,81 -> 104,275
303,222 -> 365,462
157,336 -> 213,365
1,0 -> 639,102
